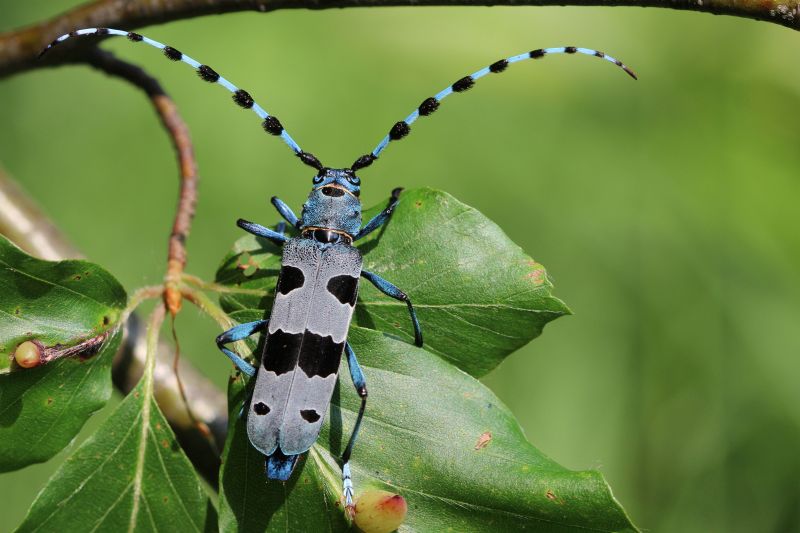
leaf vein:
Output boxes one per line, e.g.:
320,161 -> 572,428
0,259 -> 111,310
147,429 -> 202,531
29,410 -> 142,533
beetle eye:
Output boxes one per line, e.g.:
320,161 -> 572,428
313,176 -> 323,184
348,175 -> 361,185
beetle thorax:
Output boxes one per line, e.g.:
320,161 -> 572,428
301,168 -> 362,237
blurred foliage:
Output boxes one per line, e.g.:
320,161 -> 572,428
0,235 -> 125,471
1,1 -> 799,532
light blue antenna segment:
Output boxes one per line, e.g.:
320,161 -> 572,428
507,53 -> 529,64
470,66 -> 492,81
252,104 -> 269,120
40,27 -> 303,155
403,109 -> 420,125
368,45 -> 636,158
372,136 -> 391,157
435,86 -> 454,100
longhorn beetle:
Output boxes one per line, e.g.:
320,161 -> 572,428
42,28 -> 636,516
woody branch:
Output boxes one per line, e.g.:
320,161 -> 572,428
0,0 -> 798,79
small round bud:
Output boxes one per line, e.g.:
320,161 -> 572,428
14,341 -> 42,368
353,489 -> 407,533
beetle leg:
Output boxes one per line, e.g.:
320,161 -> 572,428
341,342 -> 368,517
237,219 -> 288,245
361,270 -> 423,347
215,320 -> 268,377
271,196 -> 302,230
355,187 -> 402,241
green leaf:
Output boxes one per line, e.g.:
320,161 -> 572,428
215,189 -> 635,531
219,323 -> 635,532
16,377 -> 216,533
0,236 -> 126,472
215,188 -> 569,378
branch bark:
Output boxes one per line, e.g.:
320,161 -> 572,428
1,0 -> 799,79
84,48 -> 198,317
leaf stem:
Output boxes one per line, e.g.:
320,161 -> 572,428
182,273 -> 267,296
182,286 -> 256,362
121,285 -> 164,323
181,286 -> 235,330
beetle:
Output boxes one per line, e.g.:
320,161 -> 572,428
41,28 -> 635,515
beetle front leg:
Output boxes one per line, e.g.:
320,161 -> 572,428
271,196 -> 302,230
355,187 -> 403,241
237,219 -> 288,245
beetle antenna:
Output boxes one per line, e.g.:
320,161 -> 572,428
40,28 -> 323,170
350,46 -> 636,171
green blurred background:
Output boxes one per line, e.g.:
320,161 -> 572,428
1,1 -> 799,531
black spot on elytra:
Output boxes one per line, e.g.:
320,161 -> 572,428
233,89 -> 254,108
254,402 -> 270,415
278,265 -> 304,295
263,330 -> 343,379
418,97 -> 439,116
489,59 -> 508,73
263,116 -> 284,135
530,49 -> 546,59
298,332 -> 343,378
197,65 -> 219,82
263,329 -> 302,375
452,76 -> 474,92
127,32 -> 143,42
300,409 -> 320,423
389,121 -> 410,141
163,46 -> 182,61
327,275 -> 358,306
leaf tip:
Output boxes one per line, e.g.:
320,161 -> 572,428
353,489 -> 407,533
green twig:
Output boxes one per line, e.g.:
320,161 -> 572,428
182,273 -> 267,296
